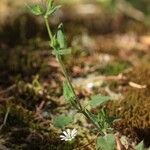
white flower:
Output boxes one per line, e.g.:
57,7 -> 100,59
60,129 -> 77,141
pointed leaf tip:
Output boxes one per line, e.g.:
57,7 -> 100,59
27,4 -> 44,16
90,95 -> 111,108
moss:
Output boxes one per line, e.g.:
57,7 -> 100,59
0,102 -> 63,149
0,103 -> 33,128
97,60 -> 131,75
0,45 -> 51,85
109,63 -> 150,146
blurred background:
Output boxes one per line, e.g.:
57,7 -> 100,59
0,0 -> 150,149
0,0 -> 150,46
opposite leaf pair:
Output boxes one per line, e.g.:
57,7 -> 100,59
51,24 -> 71,56
27,0 -> 60,17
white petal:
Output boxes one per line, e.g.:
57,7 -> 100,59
60,137 -> 67,140
71,129 -> 77,137
66,129 -> 71,135
60,135 -> 66,138
60,138 -> 65,141
63,131 -> 68,137
60,129 -> 77,142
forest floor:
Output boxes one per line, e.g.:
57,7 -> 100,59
0,1 -> 150,150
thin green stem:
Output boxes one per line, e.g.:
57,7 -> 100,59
82,110 -> 105,136
44,16 -> 53,40
44,15 -> 105,135
57,56 -> 82,110
44,17 -> 82,110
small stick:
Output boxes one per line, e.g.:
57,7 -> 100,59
35,100 -> 46,116
129,81 -> 147,89
0,96 -> 14,102
0,107 -> 10,130
3,107 -> 10,126
0,84 -> 16,95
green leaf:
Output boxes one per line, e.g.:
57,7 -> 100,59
47,0 -> 53,11
54,115 -> 73,129
84,109 -> 100,128
97,109 -> 111,131
135,141 -> 144,150
90,95 -> 111,108
46,5 -> 61,16
52,48 -> 71,55
27,4 -> 44,16
50,34 -> 59,48
96,134 -> 116,150
63,81 -> 76,103
57,24 -> 66,49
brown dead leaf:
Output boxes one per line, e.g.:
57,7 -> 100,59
115,134 -> 126,150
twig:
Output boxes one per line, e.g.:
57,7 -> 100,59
0,107 -> 10,130
129,81 -> 147,89
3,107 -> 10,126
0,96 -> 14,102
35,100 -> 46,116
0,84 -> 16,95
